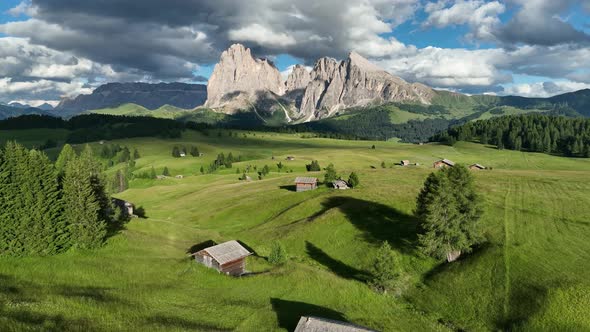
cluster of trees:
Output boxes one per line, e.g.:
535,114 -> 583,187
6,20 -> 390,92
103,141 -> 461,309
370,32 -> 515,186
172,145 -> 200,158
436,114 -> 590,157
306,160 -> 321,171
0,143 -> 121,256
368,165 -> 482,294
323,164 -> 360,188
206,152 -> 239,173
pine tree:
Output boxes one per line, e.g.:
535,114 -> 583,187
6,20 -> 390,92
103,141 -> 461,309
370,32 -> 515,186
200,166 -> 204,174
369,242 -> 399,293
276,161 -> 284,172
150,166 -> 157,179
55,144 -> 76,175
268,241 -> 287,265
415,165 -> 482,262
62,157 -> 107,249
133,148 -> 140,159
172,146 -> 180,158
163,166 -> 170,176
324,164 -> 338,185
348,172 -> 360,188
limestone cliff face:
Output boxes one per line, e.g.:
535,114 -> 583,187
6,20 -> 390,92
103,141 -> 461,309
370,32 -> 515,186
298,51 -> 435,121
205,44 -> 436,121
205,44 -> 284,110
285,65 -> 311,92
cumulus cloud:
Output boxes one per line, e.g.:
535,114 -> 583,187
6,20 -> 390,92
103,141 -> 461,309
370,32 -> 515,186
423,0 -> 505,41
498,0 -> 590,46
0,0 -> 589,102
503,81 -> 590,97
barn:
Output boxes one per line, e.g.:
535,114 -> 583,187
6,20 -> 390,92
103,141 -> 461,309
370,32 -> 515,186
294,316 -> 376,332
433,159 -> 455,168
401,160 -> 410,166
332,180 -> 349,190
469,163 -> 486,170
192,240 -> 252,276
295,177 -> 318,192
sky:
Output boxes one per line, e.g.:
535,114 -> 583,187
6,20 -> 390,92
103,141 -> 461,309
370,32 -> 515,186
0,0 -> 589,106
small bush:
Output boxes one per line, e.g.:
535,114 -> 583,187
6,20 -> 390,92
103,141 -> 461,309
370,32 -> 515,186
268,241 -> 287,265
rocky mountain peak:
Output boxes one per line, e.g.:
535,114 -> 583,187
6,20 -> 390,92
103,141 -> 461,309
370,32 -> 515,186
205,44 -> 284,110
285,65 -> 311,92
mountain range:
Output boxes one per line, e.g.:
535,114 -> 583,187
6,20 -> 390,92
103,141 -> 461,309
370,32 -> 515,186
1,43 -> 589,123
56,82 -> 207,113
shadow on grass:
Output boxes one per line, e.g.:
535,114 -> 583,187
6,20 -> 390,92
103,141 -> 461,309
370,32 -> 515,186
422,242 -> 495,281
57,286 -> 122,304
310,196 -> 419,253
305,241 -> 371,282
146,315 -> 229,331
0,274 -> 100,330
271,298 -> 347,331
186,240 -> 217,255
279,185 -> 297,192
499,284 -> 548,331
134,206 -> 148,218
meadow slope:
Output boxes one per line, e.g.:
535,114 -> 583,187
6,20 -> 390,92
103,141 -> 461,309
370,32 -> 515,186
1,130 -> 590,331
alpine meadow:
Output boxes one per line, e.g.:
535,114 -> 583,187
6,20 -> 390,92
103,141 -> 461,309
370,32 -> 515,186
2,1 -> 590,331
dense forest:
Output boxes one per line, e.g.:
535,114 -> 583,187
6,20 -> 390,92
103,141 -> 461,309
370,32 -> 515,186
435,114 -> 590,157
0,142 -> 124,256
0,114 -> 184,143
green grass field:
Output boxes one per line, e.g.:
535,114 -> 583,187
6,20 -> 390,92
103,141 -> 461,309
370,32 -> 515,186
1,130 -> 590,331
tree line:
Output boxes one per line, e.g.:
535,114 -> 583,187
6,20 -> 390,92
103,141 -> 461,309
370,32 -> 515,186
0,142 -> 123,256
435,114 -> 590,157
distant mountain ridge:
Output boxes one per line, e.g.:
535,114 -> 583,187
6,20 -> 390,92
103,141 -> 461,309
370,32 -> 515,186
56,82 -> 207,113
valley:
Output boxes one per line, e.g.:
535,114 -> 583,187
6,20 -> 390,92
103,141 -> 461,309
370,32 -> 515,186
1,129 -> 589,331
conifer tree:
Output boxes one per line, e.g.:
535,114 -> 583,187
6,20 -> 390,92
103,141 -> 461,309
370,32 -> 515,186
324,164 -> 338,185
415,165 -> 483,262
55,144 -> 76,175
62,157 -> 107,249
348,172 -> 360,188
163,166 -> 170,176
369,242 -> 399,293
133,148 -> 140,159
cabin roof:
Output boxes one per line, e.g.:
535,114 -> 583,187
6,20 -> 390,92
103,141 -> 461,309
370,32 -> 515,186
295,177 -> 318,184
333,180 -> 348,186
470,163 -> 486,169
196,240 -> 251,265
439,159 -> 455,166
294,316 -> 376,332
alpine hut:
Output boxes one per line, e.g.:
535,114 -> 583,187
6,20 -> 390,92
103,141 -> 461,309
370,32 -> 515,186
332,180 -> 349,190
295,177 -> 318,192
469,163 -> 486,170
111,198 -> 134,216
191,240 -> 252,276
294,316 -> 376,332
433,159 -> 455,168
401,160 -> 410,166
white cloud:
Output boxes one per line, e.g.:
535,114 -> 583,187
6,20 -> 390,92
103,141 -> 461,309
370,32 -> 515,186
228,24 -> 297,48
503,81 -> 590,97
423,0 -> 505,41
280,64 -> 312,80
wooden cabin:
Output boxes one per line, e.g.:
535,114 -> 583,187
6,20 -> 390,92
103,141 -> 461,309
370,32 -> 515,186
175,175 -> 184,179
433,159 -> 455,168
111,198 -> 134,216
179,152 -> 186,157
286,156 -> 296,161
295,177 -> 318,192
294,316 -> 376,332
401,160 -> 410,166
192,240 -> 252,276
332,180 -> 349,190
469,163 -> 486,170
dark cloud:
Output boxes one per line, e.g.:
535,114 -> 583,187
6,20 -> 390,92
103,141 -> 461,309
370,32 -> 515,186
497,0 -> 590,46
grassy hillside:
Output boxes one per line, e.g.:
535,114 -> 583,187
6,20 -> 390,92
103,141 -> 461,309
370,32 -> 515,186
2,130 -> 590,331
89,103 -> 194,119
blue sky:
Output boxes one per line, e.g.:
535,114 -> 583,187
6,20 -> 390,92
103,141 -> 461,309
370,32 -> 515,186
1,0 -> 589,104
